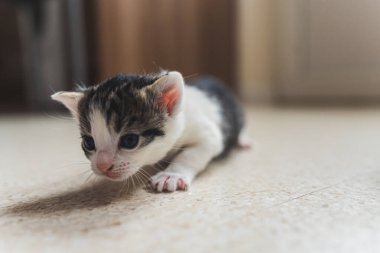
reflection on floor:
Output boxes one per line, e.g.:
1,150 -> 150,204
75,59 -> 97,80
1,106 -> 380,253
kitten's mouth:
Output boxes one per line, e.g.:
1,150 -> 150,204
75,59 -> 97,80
103,170 -> 125,181
93,165 -> 134,181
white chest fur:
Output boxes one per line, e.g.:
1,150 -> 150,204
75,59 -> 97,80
150,85 -> 225,192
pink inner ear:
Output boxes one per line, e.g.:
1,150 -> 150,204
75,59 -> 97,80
162,85 -> 180,116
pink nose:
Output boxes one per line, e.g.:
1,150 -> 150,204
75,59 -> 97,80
96,151 -> 114,173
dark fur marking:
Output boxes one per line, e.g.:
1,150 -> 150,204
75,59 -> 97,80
76,74 -> 168,149
142,128 -> 165,137
127,116 -> 137,127
75,72 -> 243,159
189,76 -> 245,158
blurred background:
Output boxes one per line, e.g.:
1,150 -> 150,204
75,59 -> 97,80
2,2 -> 380,252
1,0 -> 380,113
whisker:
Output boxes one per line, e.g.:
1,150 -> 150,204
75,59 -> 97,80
183,73 -> 199,80
138,172 -> 152,189
117,179 -> 128,197
138,169 -> 152,179
44,112 -> 74,121
131,174 -> 136,191
83,172 -> 94,185
54,161 -> 90,170
137,171 -> 150,184
134,173 -> 144,188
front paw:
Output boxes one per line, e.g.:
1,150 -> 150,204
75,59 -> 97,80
150,172 -> 190,192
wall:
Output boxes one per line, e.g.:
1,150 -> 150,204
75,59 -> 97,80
237,0 -> 276,102
238,0 -> 380,103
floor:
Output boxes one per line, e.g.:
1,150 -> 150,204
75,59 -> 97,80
1,105 -> 380,253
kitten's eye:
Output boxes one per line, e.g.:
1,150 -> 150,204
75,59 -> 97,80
82,136 -> 96,151
120,134 -> 139,149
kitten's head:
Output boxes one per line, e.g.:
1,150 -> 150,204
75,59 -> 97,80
52,71 -> 185,181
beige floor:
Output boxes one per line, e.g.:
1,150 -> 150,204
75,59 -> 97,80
1,105 -> 380,253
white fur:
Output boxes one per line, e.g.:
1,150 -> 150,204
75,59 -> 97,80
52,71 -> 225,191
88,110 -> 118,176
51,92 -> 83,121
88,107 -> 186,181
86,72 -> 188,182
90,110 -> 117,151
150,85 -> 224,192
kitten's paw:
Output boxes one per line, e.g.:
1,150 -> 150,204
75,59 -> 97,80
237,134 -> 253,150
150,172 -> 190,192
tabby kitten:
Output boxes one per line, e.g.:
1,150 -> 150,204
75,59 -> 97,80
52,71 -> 246,192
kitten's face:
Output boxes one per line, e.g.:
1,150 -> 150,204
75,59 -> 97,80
52,71 -> 184,181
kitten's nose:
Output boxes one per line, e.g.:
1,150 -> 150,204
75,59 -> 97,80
96,151 -> 114,173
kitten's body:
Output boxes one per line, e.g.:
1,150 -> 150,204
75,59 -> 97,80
52,71 -> 245,192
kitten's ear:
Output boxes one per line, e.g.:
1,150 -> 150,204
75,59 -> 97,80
51,91 -> 83,119
149,71 -> 184,116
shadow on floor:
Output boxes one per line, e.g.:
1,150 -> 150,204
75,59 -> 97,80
4,166 -> 160,216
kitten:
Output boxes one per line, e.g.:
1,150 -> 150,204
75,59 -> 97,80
52,71 -> 246,192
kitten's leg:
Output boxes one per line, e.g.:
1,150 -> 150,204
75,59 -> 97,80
150,140 -> 222,192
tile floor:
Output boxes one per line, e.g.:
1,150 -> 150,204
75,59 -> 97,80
1,106 -> 379,253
